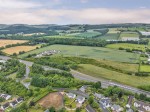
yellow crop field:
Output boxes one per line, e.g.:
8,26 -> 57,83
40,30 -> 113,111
2,46 -> 38,55
0,40 -> 28,47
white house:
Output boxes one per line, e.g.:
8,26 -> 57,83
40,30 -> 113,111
10,100 -> 18,107
0,94 -> 11,100
100,97 -> 112,108
79,86 -> 86,93
148,58 -> 150,64
76,96 -> 85,104
134,101 -> 150,112
66,93 -> 76,99
94,93 -> 104,99
111,104 -> 123,112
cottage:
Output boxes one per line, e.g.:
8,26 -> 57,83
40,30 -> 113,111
111,104 -> 123,112
134,101 -> 150,112
16,97 -> 24,103
76,96 -> 85,104
66,93 -> 76,99
79,86 -> 86,93
0,94 -> 11,100
10,100 -> 18,107
1,103 -> 9,110
100,98 -> 112,108
94,93 -> 104,99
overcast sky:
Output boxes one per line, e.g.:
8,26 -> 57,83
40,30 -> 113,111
0,0 -> 150,24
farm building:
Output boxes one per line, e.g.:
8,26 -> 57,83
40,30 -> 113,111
140,31 -> 150,36
121,37 -> 140,41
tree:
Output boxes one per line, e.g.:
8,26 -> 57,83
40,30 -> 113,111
88,96 -> 94,104
93,81 -> 101,89
76,108 -> 81,112
49,107 -> 56,112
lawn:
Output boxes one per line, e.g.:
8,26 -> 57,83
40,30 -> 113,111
2,45 -> 38,55
100,33 -> 120,40
106,43 -> 147,51
140,65 -> 150,72
18,45 -> 140,63
120,32 -> 139,38
77,64 -> 150,87
75,32 -> 101,38
0,39 -> 28,47
28,108 -> 44,112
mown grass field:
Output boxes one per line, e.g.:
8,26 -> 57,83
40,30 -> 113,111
99,33 -> 119,40
120,32 -> 139,38
18,45 -> 139,63
97,59 -> 139,73
140,65 -> 150,72
42,35 -> 75,39
2,45 -> 38,55
108,28 -> 120,33
75,32 -> 101,38
77,64 -> 150,87
0,39 -> 28,47
106,43 -> 147,51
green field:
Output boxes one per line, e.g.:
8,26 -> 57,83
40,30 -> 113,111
75,32 -> 101,38
106,43 -> 147,51
18,45 -> 140,63
100,33 -> 119,40
77,64 -> 150,87
42,35 -> 75,39
108,28 -> 120,33
140,65 -> 150,72
120,32 -> 139,38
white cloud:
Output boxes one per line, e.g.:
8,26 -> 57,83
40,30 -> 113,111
0,8 -> 150,24
0,0 -> 41,9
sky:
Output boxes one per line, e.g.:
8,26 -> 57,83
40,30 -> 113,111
0,0 -> 150,24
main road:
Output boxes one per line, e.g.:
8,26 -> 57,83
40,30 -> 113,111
0,55 -> 150,97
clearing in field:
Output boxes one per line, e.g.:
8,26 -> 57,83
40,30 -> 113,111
140,65 -> 150,72
38,92 -> 63,109
120,32 -> 139,38
106,43 -> 147,52
0,39 -> 28,47
18,45 -> 140,63
2,45 -> 38,55
77,64 -> 150,87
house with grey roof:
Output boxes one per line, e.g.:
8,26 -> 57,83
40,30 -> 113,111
100,97 -> 112,108
66,93 -> 76,99
134,100 -> 150,112
76,95 -> 85,104
111,104 -> 123,112
1,103 -> 9,110
94,93 -> 104,100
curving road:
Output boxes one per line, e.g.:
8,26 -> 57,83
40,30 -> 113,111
0,55 -> 150,97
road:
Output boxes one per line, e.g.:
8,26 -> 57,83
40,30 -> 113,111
71,70 -> 150,97
0,55 -> 150,97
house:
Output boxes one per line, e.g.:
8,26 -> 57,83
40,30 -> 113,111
0,94 -> 11,100
126,108 -> 133,112
66,93 -> 76,99
100,97 -> 112,108
111,104 -> 123,112
1,103 -> 9,110
79,86 -> 87,93
122,37 -> 140,41
134,101 -> 150,112
126,96 -> 134,109
94,93 -> 104,100
0,60 -> 6,64
86,105 -> 95,112
10,100 -> 18,107
148,58 -> 150,64
16,97 -> 24,103
76,96 -> 85,104
0,109 -> 4,112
